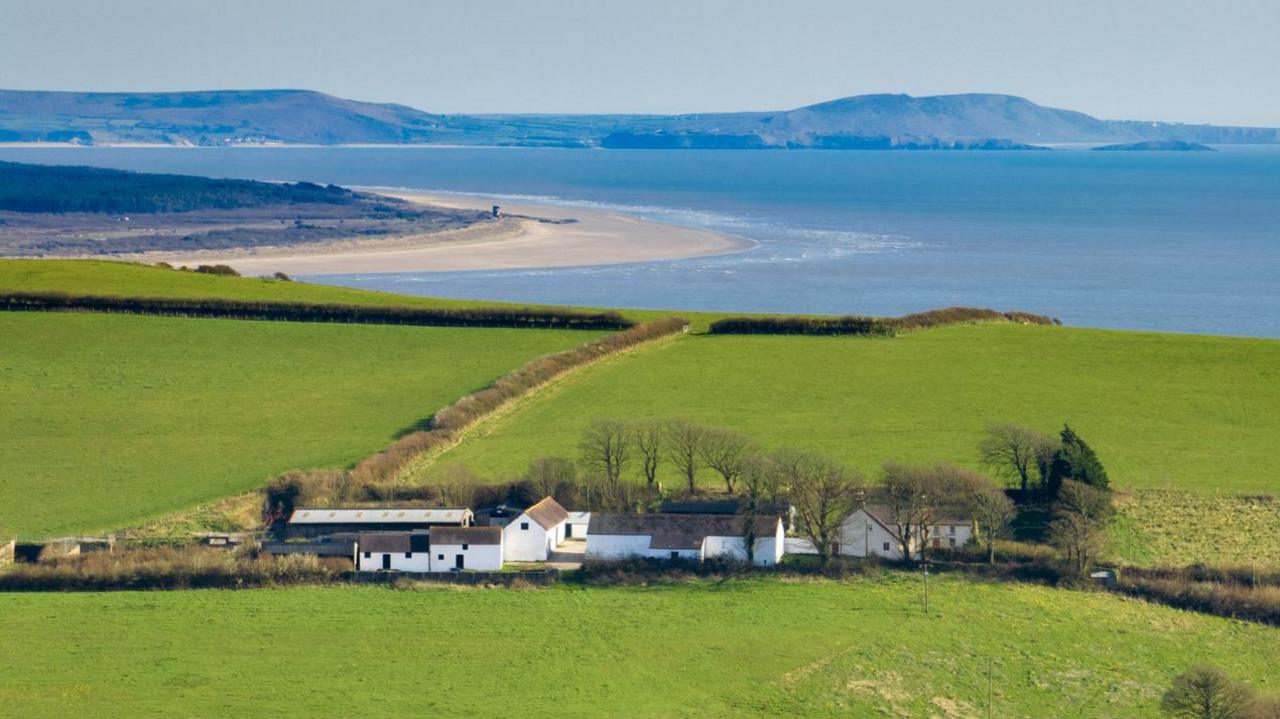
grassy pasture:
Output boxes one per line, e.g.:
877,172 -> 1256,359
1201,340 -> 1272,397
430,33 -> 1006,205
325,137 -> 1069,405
0,312 -> 598,537
420,326 -> 1280,495
1112,490 -> 1280,568
0,575 -> 1276,717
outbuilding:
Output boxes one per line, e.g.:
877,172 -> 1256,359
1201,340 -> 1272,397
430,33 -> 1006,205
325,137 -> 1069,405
586,513 -> 786,566
287,507 -> 473,539
428,526 -> 504,571
502,497 -> 570,562
566,512 -> 591,539
355,532 -> 431,572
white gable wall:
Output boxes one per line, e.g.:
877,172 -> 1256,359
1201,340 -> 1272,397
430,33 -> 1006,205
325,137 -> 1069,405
503,513 -> 564,562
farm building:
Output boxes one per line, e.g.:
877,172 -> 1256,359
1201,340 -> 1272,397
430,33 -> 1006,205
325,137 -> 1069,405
586,513 -> 786,566
353,527 -> 504,572
838,505 -> 974,560
427,527 -> 503,571
502,497 -> 570,562
355,532 -> 432,572
660,499 -> 796,529
286,507 -> 473,539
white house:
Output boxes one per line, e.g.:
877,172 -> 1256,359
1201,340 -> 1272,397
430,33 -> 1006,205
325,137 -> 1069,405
426,526 -> 503,571
354,527 -> 504,572
586,513 -> 786,566
502,497 -> 570,562
838,505 -> 974,560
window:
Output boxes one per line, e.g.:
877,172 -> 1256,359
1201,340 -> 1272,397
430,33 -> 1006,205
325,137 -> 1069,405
462,544 -> 469,550
670,551 -> 679,560
364,552 -> 371,559
520,522 -> 529,530
949,526 -> 956,535
405,552 -> 412,558
932,526 -> 940,536
948,538 -> 956,547
437,554 -> 444,561
882,542 -> 890,552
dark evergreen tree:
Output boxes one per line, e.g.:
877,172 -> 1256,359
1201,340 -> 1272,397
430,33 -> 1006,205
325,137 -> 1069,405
1046,424 -> 1110,495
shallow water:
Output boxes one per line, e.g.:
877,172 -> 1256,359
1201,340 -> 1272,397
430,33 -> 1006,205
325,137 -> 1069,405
3,145 -> 1277,336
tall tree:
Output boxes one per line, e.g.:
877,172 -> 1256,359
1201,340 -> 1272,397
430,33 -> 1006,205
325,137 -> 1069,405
1161,665 -> 1255,719
521,456 -> 576,499
633,420 -> 664,487
740,455 -> 771,566
698,427 -> 754,493
1048,480 -> 1114,574
786,450 -> 863,565
1047,424 -> 1111,494
579,419 -> 632,486
665,418 -> 706,493
978,423 -> 1058,494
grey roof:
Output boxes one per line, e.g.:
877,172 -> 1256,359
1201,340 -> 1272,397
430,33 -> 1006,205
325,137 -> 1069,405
289,508 -> 472,525
660,500 -> 741,514
523,497 -> 570,530
588,513 -> 781,546
430,526 -> 502,546
357,533 -> 412,553
860,505 -> 973,540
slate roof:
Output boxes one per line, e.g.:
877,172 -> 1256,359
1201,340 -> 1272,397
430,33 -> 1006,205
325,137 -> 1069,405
357,533 -> 413,553
289,508 -> 472,525
430,526 -> 502,546
588,513 -> 781,547
522,497 -> 570,530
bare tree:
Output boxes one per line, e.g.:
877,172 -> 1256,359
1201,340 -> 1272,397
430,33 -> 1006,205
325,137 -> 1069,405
880,463 -> 979,563
579,419 -> 632,486
740,455 -> 770,566
1048,480 -> 1114,575
437,465 -> 483,508
633,420 -> 664,487
522,456 -> 576,499
970,488 -> 1016,564
698,427 -> 754,493
979,423 -> 1058,494
665,418 -> 706,493
786,450 -> 863,564
1161,665 -> 1255,719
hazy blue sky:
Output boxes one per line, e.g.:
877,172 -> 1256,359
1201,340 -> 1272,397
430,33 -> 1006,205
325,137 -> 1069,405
2,0 -> 1277,126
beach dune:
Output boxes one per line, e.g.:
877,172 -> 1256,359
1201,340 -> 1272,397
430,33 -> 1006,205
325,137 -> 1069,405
144,191 -> 752,276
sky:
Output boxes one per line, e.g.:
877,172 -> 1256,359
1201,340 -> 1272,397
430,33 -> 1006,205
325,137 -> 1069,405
1,0 -> 1278,126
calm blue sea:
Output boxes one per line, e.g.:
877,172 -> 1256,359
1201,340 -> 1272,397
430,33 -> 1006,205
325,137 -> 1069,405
3,146 -> 1278,337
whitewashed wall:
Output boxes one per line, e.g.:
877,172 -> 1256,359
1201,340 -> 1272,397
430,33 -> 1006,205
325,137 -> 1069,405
355,550 -> 431,572
585,534 -> 702,562
503,515 -> 564,561
429,542 -> 503,571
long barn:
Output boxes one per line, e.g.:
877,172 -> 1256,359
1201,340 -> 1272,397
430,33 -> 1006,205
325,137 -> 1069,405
285,508 -> 473,539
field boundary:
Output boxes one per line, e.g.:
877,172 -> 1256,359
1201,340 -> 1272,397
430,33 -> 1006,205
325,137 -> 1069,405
0,291 -> 631,330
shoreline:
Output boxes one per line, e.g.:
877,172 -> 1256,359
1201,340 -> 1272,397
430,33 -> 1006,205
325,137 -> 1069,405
127,190 -> 754,276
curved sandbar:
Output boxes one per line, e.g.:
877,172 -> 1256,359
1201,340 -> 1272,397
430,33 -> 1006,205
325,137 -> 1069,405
144,190 -> 753,275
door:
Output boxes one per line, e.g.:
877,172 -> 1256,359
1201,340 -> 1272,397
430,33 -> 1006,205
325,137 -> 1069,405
454,554 -> 465,570
381,554 -> 391,570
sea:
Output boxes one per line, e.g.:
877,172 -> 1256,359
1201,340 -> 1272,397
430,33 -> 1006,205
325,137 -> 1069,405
3,145 -> 1277,337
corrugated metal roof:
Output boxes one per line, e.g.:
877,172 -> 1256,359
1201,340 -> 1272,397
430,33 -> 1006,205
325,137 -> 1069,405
288,508 -> 472,525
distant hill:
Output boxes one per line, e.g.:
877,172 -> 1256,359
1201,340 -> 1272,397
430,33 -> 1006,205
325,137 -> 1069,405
1,89 -> 1277,149
0,160 -> 367,213
1091,140 -> 1215,152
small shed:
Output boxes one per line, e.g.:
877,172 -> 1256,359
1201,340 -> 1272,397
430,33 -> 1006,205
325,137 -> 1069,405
566,512 -> 591,539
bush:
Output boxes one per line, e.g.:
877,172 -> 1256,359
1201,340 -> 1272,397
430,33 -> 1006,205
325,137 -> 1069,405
707,307 -> 1056,336
194,264 -> 240,277
0,291 -> 632,330
1114,574 -> 1280,626
0,546 -> 345,591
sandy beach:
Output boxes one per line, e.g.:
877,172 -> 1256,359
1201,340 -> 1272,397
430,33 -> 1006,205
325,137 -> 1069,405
137,190 -> 752,275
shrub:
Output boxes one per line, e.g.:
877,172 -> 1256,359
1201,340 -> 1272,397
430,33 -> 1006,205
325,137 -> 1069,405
194,264 -> 240,277
707,307 -> 1056,336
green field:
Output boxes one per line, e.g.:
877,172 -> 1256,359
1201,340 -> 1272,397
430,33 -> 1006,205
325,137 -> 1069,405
0,312 -> 598,537
420,327 -> 1280,495
0,575 -> 1275,717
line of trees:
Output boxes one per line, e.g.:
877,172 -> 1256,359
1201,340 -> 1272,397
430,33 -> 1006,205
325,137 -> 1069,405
0,291 -> 634,330
708,307 -> 1058,336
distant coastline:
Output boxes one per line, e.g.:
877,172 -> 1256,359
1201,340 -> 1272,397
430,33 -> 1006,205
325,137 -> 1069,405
130,190 -> 755,275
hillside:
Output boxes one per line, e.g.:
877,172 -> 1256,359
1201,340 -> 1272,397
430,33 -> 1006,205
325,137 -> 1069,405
0,311 -> 599,536
2,89 -> 1277,148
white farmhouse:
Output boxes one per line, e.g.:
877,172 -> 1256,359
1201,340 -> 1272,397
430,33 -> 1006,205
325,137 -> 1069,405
838,505 -> 974,561
502,497 -> 570,562
586,513 -> 786,566
427,526 -> 503,571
